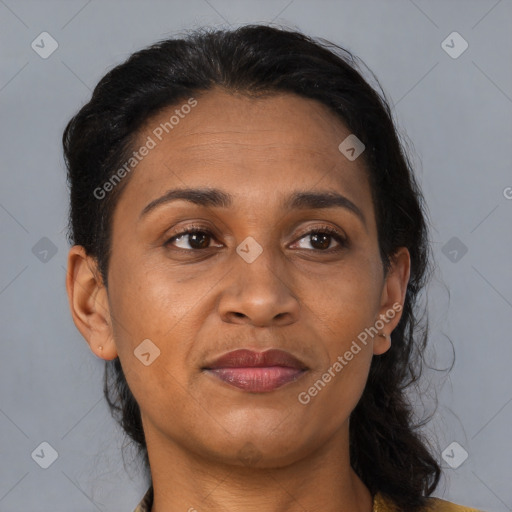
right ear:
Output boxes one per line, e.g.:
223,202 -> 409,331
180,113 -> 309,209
65,245 -> 118,360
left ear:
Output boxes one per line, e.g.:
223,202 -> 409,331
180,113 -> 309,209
373,247 -> 411,355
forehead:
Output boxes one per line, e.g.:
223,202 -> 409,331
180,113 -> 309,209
137,88 -> 357,165
114,88 -> 373,223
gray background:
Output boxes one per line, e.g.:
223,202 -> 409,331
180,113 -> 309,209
1,0 -> 511,511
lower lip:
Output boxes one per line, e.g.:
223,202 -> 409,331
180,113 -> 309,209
204,367 -> 307,392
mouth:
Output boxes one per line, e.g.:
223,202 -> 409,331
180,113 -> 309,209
202,349 -> 309,393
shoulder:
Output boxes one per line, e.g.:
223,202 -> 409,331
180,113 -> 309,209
374,492 -> 484,512
424,497 -> 484,512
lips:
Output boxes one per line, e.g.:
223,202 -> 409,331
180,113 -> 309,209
204,349 -> 308,370
202,349 -> 308,392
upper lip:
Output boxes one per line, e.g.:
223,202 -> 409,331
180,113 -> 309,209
203,349 -> 308,370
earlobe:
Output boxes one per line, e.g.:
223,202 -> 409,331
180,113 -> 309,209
65,245 -> 118,360
95,342 -> 118,361
373,247 -> 411,355
373,332 -> 391,355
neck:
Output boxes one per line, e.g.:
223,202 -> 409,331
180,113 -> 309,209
144,421 -> 373,512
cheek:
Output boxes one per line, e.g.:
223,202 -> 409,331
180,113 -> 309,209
107,254 -> 204,342
295,332 -> 373,443
106,255 -> 212,390
106,263 -> 200,428
299,257 -> 381,408
304,254 -> 383,328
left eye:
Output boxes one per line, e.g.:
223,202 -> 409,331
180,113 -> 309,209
293,228 -> 347,251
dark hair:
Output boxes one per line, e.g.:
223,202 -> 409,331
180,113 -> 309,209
63,24 -> 441,510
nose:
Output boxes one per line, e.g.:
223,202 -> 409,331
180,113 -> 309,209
217,249 -> 301,328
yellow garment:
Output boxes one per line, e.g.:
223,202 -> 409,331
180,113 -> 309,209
133,486 -> 483,511
373,492 -> 482,511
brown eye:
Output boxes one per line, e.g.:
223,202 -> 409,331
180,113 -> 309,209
293,226 -> 347,252
309,232 -> 332,250
166,229 -> 219,250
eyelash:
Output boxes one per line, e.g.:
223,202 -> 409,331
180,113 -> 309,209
164,224 -> 348,253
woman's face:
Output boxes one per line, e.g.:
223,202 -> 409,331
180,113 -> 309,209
72,88 -> 409,467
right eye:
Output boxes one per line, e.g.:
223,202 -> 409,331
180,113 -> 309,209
165,227 -> 223,251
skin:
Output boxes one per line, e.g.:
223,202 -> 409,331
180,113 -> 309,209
66,87 -> 410,512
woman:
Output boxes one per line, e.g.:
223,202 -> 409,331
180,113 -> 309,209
63,24 -> 482,512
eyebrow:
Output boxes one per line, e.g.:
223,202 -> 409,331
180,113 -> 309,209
139,187 -> 367,228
